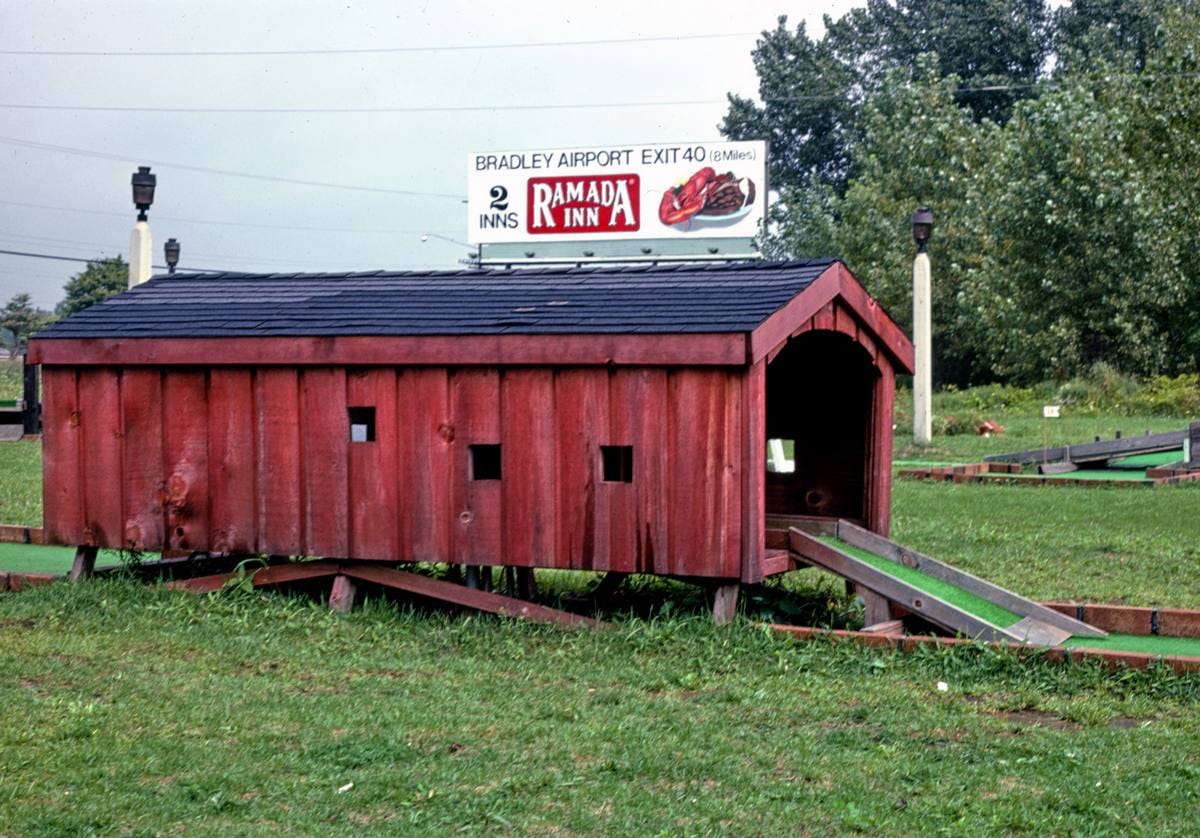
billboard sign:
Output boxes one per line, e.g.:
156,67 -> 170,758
467,141 -> 767,246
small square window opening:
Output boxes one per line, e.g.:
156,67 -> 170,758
471,444 -> 502,480
766,438 -> 795,473
349,406 -> 376,442
601,445 -> 634,483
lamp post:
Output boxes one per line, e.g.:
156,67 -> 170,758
164,238 -> 180,275
128,166 -> 156,288
911,207 -> 934,445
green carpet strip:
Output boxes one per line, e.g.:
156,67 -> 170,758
819,537 -> 1200,658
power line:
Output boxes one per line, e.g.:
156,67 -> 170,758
0,31 -> 760,58
0,248 -> 128,265
0,100 -> 721,114
4,72 -> 1195,117
0,135 -> 462,199
0,199 -> 455,236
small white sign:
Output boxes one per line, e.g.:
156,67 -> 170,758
1043,405 -> 1061,419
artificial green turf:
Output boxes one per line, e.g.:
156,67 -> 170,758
1064,633 -> 1200,657
821,537 -> 1023,629
1108,450 -> 1184,469
820,537 -> 1200,658
0,542 -> 124,574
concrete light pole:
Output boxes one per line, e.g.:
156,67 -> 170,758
128,166 -> 156,288
911,207 -> 934,445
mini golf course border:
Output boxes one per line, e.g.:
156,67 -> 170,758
768,601 -> 1200,675
4,527 -> 1200,671
898,461 -> 1200,488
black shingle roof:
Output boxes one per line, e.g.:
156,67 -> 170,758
35,259 -> 837,339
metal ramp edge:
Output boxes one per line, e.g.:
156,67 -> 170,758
787,521 -> 1107,645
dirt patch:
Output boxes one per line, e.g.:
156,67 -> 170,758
989,709 -> 1082,731
1108,716 -> 1147,729
0,618 -> 36,629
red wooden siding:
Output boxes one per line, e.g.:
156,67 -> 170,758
42,367 -> 84,546
42,364 -> 750,578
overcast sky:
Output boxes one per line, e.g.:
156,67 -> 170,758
1,0 -> 862,309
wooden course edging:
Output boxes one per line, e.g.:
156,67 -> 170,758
897,462 -> 1200,488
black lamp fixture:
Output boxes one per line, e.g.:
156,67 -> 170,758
911,207 -> 933,253
131,165 -> 156,221
164,238 -> 180,274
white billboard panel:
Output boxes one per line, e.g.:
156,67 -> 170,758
467,140 -> 767,245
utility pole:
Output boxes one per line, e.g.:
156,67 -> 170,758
128,166 -> 156,288
911,208 -> 933,445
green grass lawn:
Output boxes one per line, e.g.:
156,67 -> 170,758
0,440 -> 40,527
0,359 -> 22,401
2,581 -> 1200,834
1,394 -> 1200,831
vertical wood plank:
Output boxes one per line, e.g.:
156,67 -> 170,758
208,369 -> 256,554
636,369 -> 670,576
120,369 -> 164,551
41,368 -> 84,546
449,368 -> 501,565
813,302 -> 836,332
667,369 -> 737,579
554,369 -> 606,571
721,371 -> 743,579
348,368 -> 399,560
162,370 -> 209,552
255,369 -> 302,555
78,369 -> 122,548
403,368 -> 451,563
867,355 -> 896,537
301,368 -> 349,557
834,300 -> 858,340
500,369 -> 556,567
604,370 -> 641,574
740,361 -> 766,582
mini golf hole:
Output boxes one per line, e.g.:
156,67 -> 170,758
805,489 -> 825,508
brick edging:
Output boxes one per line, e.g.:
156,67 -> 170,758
766,623 -> 1200,675
0,571 -> 58,592
0,525 -> 45,545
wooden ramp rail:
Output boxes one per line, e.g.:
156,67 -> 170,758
167,560 -> 606,629
982,428 -> 1188,466
787,521 -> 1106,645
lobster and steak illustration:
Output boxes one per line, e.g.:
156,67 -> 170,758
658,166 -> 756,227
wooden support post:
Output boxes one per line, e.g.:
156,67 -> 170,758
465,565 -> 480,589
21,362 -> 39,436
712,583 -> 740,626
516,567 -> 536,600
328,574 -> 356,614
591,571 -> 627,602
69,546 -> 98,582
859,587 -> 893,626
1189,422 -> 1200,466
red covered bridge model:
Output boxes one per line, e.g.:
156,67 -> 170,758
28,259 -> 913,623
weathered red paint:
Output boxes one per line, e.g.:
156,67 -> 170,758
34,266 -> 909,580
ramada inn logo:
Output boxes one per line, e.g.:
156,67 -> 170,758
526,174 -> 640,235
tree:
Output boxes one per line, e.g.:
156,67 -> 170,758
782,59 -> 999,386
2,293 -> 42,358
721,17 -> 859,195
58,256 -> 127,318
974,1 -> 1200,381
825,0 -> 1051,124
1052,0 -> 1166,74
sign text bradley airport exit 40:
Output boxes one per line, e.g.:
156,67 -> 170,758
467,141 -> 767,246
